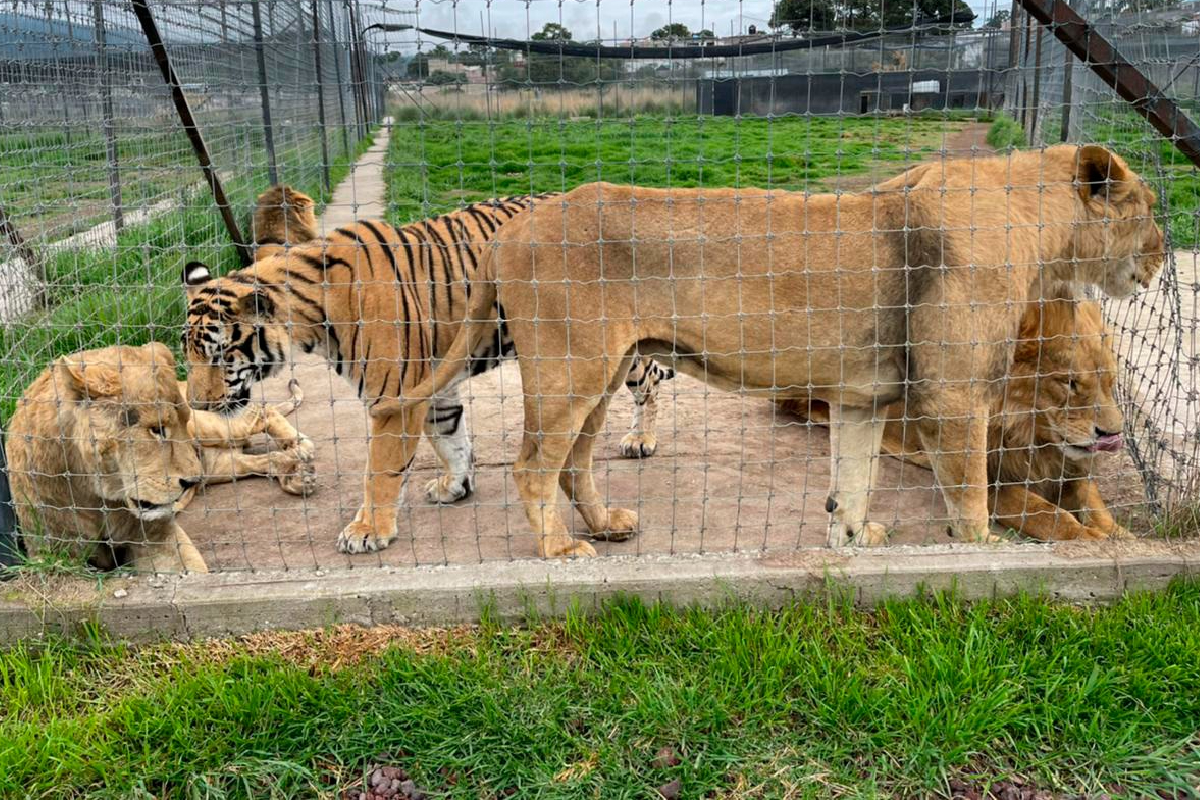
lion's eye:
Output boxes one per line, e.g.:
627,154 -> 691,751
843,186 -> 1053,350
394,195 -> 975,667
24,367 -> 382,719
1068,379 -> 1079,394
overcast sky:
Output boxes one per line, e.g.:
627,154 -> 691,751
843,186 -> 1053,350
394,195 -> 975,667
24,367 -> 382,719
374,0 -> 996,51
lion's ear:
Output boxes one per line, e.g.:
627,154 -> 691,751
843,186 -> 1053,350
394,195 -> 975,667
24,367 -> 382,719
57,355 -> 122,399
1075,145 -> 1134,204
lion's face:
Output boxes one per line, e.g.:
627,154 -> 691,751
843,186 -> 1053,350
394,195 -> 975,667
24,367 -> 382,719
1063,145 -> 1164,298
181,262 -> 287,414
58,343 -> 202,520
1004,298 -> 1123,463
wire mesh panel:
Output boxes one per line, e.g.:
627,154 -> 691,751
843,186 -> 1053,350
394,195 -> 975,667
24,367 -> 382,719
0,0 -> 1192,576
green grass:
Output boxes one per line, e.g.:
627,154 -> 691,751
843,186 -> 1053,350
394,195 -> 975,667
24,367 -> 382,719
0,127 -> 378,425
3,585 -> 1200,797
985,113 -> 1026,151
385,115 -> 970,223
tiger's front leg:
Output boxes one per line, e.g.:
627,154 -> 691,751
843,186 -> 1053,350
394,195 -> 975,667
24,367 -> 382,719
337,404 -> 425,554
423,391 -> 475,504
618,357 -> 673,459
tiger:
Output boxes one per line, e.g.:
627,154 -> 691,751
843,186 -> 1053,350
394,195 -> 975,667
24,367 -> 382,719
183,193 -> 674,554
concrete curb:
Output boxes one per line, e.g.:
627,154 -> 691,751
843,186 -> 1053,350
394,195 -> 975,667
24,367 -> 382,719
3,541 -> 1197,642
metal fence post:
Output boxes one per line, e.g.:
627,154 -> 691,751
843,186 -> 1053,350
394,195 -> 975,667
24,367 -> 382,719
328,0 -> 351,159
130,0 -> 252,266
310,0 -> 333,195
0,429 -> 21,570
93,0 -> 124,232
252,0 -> 280,186
1060,35 -> 1073,141
344,1 -> 366,140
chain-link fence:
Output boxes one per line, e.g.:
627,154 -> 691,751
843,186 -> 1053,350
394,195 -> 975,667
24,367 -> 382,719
0,0 -> 1195,576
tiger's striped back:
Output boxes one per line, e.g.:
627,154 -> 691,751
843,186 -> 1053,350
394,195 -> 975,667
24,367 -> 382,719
183,194 -> 559,414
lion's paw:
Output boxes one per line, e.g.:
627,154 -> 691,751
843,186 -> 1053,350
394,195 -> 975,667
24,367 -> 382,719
337,520 -> 396,554
618,432 -> 658,459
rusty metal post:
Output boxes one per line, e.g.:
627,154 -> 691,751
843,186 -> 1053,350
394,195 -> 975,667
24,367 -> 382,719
93,0 -> 124,231
310,0 -> 332,195
252,0 -> 280,186
1030,20 -> 1044,142
130,0 -> 252,265
1018,0 -> 1200,167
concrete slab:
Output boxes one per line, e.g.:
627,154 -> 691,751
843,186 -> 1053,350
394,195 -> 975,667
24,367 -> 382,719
3,540 -> 1197,642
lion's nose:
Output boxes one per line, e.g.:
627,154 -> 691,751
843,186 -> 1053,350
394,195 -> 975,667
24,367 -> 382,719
179,477 -> 200,492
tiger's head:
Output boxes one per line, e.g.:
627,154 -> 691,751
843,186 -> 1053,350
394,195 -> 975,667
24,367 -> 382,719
182,262 -> 289,415
1001,294 -> 1124,462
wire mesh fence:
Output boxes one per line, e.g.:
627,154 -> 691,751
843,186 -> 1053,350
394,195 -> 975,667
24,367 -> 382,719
0,0 -> 1194,576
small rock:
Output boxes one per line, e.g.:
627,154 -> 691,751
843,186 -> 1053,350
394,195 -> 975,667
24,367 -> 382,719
370,771 -> 386,788
652,746 -> 681,768
658,778 -> 682,799
113,588 -> 128,599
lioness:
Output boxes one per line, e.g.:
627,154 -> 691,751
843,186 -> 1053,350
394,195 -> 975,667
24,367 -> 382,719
781,292 -> 1133,541
402,144 -> 1163,558
6,343 -> 314,572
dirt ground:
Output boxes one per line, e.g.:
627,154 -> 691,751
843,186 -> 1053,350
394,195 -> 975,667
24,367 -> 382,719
175,122 -> 1161,572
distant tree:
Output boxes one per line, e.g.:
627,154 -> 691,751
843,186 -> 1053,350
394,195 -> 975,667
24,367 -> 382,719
770,0 -> 837,32
650,22 -> 691,40
696,28 -> 716,38
983,8 -> 1010,27
531,22 -> 572,40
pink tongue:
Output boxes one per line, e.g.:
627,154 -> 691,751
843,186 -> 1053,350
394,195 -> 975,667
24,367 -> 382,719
1091,433 -> 1124,453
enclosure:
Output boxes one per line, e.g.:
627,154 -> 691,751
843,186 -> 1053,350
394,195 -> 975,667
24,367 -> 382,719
1,0 -> 1199,633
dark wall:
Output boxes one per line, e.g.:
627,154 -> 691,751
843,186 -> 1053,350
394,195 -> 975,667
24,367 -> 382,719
698,69 -> 1001,116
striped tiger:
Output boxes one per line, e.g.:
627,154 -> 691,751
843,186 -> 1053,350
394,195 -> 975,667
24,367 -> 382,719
182,192 -> 673,554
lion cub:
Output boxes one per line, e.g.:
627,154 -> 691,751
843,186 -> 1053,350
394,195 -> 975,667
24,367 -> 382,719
6,343 -> 314,573
782,294 -> 1132,541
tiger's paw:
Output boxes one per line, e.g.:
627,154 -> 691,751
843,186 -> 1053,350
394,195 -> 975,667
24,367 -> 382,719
424,474 -> 473,505
590,507 -> 639,542
618,432 -> 658,459
337,520 -> 396,554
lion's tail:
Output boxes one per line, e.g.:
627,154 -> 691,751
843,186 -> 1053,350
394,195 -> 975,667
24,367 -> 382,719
369,269 -> 499,419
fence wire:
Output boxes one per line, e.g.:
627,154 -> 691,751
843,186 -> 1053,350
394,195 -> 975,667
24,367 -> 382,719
0,0 -> 1195,575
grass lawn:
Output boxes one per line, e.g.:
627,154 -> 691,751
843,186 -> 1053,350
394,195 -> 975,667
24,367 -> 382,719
385,115 -> 973,224
2,585 -> 1199,798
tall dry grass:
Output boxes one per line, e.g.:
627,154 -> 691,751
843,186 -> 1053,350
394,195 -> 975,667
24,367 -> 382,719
388,83 -> 696,120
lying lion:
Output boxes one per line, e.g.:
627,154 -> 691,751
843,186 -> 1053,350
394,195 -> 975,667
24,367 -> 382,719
399,144 -> 1163,557
779,291 -> 1132,541
6,343 -> 314,573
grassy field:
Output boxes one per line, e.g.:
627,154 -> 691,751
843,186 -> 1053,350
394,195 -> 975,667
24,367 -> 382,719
385,115 -> 973,223
2,585 -> 1200,798
0,128 -> 377,425
1081,110 -> 1200,249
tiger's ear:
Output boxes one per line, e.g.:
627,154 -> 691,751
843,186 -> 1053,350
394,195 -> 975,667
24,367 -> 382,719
1075,145 -> 1134,205
183,261 -> 213,291
235,289 -> 276,321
